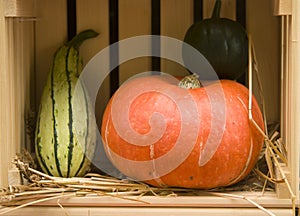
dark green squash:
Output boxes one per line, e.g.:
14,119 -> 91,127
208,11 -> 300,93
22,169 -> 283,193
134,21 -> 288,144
183,0 -> 248,80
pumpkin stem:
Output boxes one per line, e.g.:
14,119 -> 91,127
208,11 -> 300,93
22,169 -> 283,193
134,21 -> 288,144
178,74 -> 202,89
211,0 -> 222,19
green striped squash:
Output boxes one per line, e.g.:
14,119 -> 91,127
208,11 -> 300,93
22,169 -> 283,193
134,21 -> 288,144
35,30 -> 98,177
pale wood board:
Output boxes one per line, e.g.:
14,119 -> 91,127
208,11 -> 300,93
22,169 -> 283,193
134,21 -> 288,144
288,0 -> 300,196
273,0 -> 292,15
25,191 -> 293,208
76,0 -> 111,128
247,0 -> 281,123
0,1 -> 35,186
118,0 -> 151,84
4,0 -> 36,17
161,0 -> 193,77
0,207 -> 293,216
0,191 -> 294,216
0,0 -> 10,187
34,0 -> 67,113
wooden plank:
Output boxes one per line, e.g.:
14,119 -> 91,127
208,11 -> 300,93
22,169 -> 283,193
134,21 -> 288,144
6,18 -> 17,182
246,0 -> 281,124
0,191 -> 294,215
108,0 -> 119,96
193,0 -> 203,22
0,0 -> 35,186
76,0 -> 110,128
67,0 -> 77,40
118,0 -> 151,83
34,0 -> 67,112
161,0 -> 193,76
161,0 -> 193,41
0,0 -> 10,187
10,19 -> 35,153
28,191 -> 292,208
289,0 -> 300,196
77,0 -> 108,66
4,0 -> 36,17
151,0 -> 161,73
236,0 -> 246,27
280,15 -> 291,184
275,163 -> 292,199
0,206 -> 293,216
273,0 -> 292,16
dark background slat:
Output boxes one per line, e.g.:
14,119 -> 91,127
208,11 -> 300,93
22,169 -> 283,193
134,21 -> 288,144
236,0 -> 246,28
151,0 -> 161,73
67,0 -> 77,40
109,0 -> 120,96
193,0 -> 203,22
236,0 -> 247,84
67,0 -> 247,91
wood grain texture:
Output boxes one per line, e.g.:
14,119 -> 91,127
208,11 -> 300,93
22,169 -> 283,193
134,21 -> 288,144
273,0 -> 292,15
4,0 -> 36,17
246,0 -> 281,123
76,0 -> 111,145
289,0 -> 300,195
118,0 -> 151,84
35,0 -> 67,112
161,0 -> 193,76
0,206 -> 292,216
0,191 -> 294,215
0,1 -> 35,186
0,0 -> 9,187
0,206 -> 293,216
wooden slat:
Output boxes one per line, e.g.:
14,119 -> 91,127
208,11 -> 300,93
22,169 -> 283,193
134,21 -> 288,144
28,191 -> 293,208
273,0 -> 292,16
8,19 -> 35,159
76,0 -> 110,128
21,18 -> 35,138
193,0 -> 203,22
289,0 -> 300,196
76,0 -> 108,65
4,0 -> 36,17
109,0 -> 119,96
67,0 -> 77,40
280,15 -> 291,175
246,0 -> 281,124
118,0 -> 151,84
161,0 -> 193,76
6,19 -> 17,180
0,0 -> 10,187
236,0 -> 246,28
0,1 -> 35,186
0,191 -> 294,216
0,206 -> 293,216
34,0 -> 67,112
151,0 -> 161,73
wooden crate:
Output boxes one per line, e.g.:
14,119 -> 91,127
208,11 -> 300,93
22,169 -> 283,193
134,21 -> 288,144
0,0 -> 299,215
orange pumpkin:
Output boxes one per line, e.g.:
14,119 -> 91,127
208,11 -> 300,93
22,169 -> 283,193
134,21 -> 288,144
101,75 -> 264,189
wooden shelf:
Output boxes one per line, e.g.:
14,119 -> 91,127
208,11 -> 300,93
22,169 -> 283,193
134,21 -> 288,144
31,191 -> 292,208
0,192 -> 293,216
1,191 -> 295,216
0,206 -> 294,216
